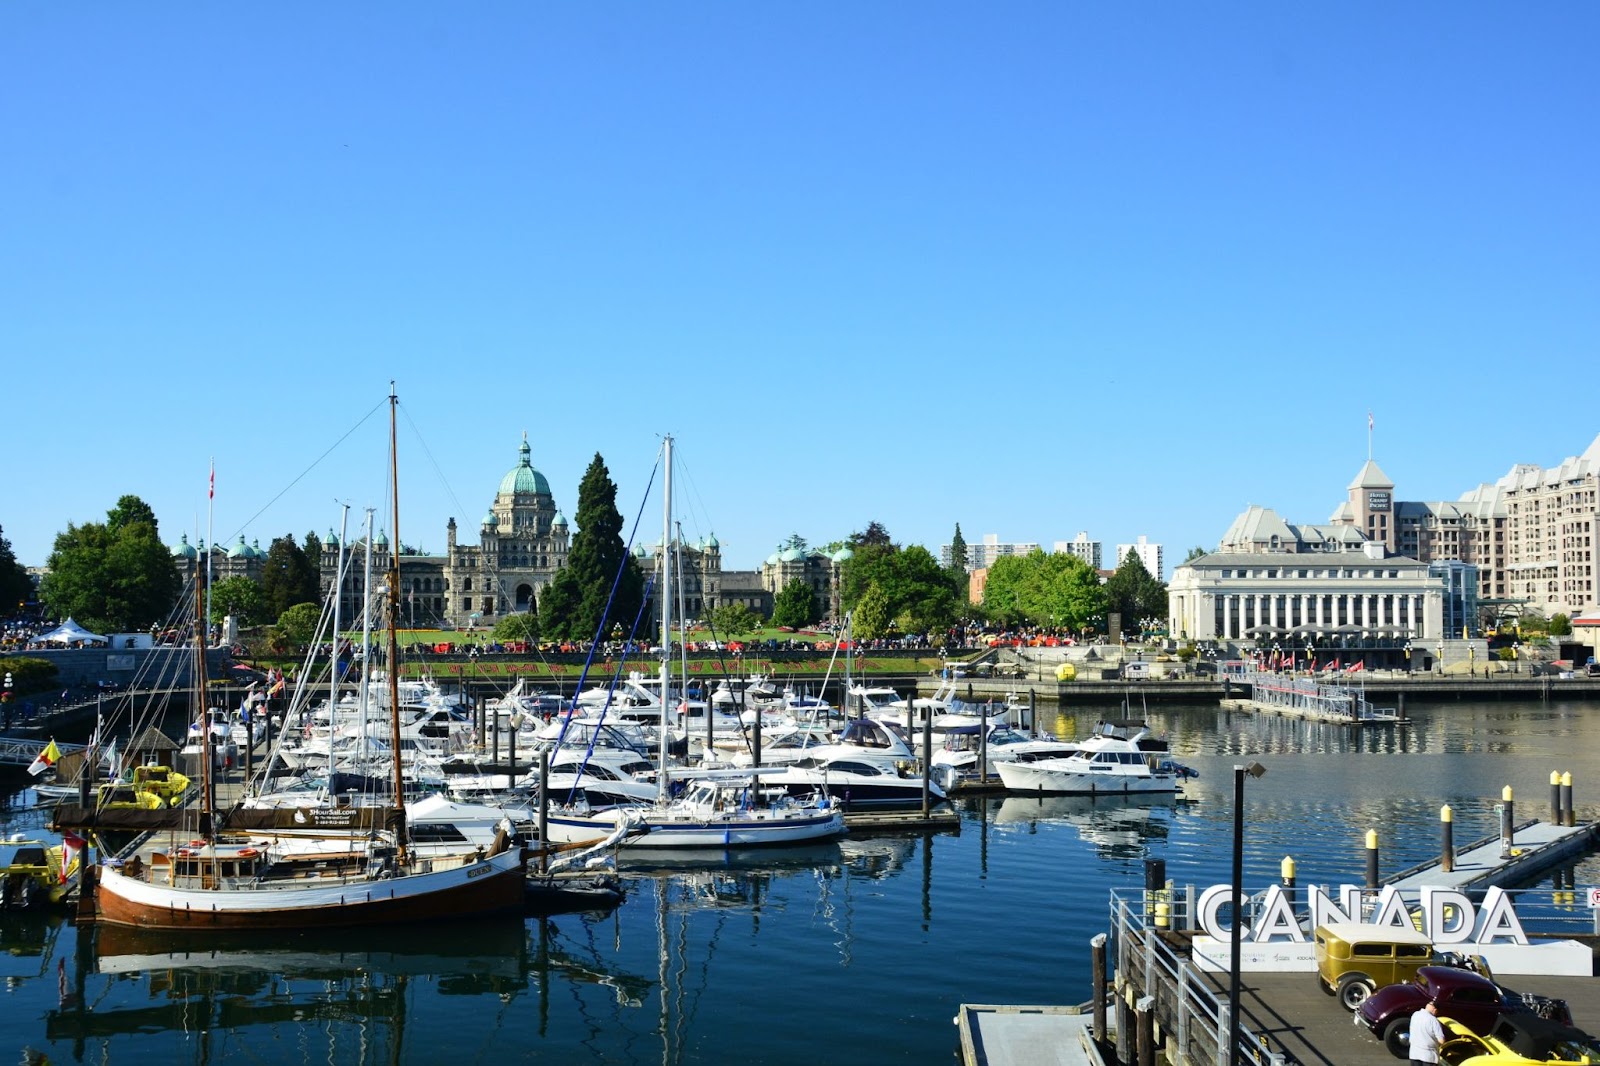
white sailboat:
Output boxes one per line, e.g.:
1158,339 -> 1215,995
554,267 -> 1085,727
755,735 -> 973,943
541,435 -> 845,850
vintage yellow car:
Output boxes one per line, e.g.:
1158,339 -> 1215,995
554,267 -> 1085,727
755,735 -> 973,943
1439,1015 -> 1599,1065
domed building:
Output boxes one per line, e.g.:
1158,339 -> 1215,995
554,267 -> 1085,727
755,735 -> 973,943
314,434 -> 571,630
441,434 -> 570,626
758,538 -> 846,621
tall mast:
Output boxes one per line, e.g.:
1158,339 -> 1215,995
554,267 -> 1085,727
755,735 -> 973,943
657,435 -> 672,804
194,560 -> 213,837
386,383 -> 408,857
359,507 -> 375,761
330,504 -> 349,769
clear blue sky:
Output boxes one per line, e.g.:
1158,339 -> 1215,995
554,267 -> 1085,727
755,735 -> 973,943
4,5 -> 1596,574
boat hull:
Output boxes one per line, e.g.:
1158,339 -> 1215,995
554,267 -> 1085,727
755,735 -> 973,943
543,808 -> 845,849
91,850 -> 527,931
994,762 -> 1180,795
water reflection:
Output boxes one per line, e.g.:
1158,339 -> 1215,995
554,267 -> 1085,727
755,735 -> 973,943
992,792 -> 1175,858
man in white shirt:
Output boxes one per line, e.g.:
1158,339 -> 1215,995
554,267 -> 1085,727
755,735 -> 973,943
1408,998 -> 1445,1066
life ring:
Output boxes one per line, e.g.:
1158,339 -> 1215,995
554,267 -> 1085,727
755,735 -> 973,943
189,839 -> 206,847
237,848 -> 259,858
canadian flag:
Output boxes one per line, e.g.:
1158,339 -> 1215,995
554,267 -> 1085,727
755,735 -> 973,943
1346,660 -> 1365,673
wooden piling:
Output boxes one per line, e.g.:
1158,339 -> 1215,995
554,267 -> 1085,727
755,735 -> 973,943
1136,994 -> 1155,1066
1365,829 -> 1379,889
1441,805 -> 1454,873
1091,933 -> 1108,1044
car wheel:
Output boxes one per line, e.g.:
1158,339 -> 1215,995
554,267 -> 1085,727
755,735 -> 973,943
1382,1016 -> 1411,1059
1337,975 -> 1374,1011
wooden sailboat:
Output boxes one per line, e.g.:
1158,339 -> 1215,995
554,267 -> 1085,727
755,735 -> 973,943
87,385 -> 529,930
541,435 -> 846,850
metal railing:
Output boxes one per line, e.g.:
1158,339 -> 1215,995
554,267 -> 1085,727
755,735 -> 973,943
1109,889 -> 1290,1066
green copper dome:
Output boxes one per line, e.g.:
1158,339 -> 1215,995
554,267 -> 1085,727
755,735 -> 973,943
498,434 -> 552,497
173,533 -> 197,559
227,535 -> 252,559
552,512 -> 568,529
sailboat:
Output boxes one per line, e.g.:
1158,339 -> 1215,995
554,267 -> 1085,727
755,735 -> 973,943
87,385 -> 529,930
541,436 -> 846,850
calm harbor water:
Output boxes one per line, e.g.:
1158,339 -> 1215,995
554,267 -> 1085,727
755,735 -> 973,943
4,697 -> 1598,1065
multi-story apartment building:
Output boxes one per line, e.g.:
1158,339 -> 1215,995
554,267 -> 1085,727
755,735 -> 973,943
1115,536 -> 1163,581
1055,532 -> 1102,570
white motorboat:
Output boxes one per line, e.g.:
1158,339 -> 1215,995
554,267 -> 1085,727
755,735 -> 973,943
993,721 -> 1196,795
762,717 -> 945,810
930,723 -> 1081,788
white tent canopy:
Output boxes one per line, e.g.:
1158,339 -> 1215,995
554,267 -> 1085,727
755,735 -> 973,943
35,618 -> 108,646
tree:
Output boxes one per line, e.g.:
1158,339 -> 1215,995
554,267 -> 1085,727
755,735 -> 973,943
839,541 -> 962,637
545,454 -> 643,642
537,568 -> 582,640
1103,551 -> 1168,632
209,575 -> 268,627
273,602 -> 323,650
303,531 -> 323,566
1549,613 -> 1572,637
980,549 -> 1104,631
709,602 -> 761,638
771,579 -> 818,629
493,612 -> 539,643
261,535 -> 321,620
947,524 -> 968,581
853,583 -> 891,640
851,521 -> 894,548
1183,546 -> 1208,563
39,496 -> 183,632
0,525 -> 31,615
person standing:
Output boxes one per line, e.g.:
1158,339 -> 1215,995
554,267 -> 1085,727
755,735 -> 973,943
1408,999 -> 1445,1066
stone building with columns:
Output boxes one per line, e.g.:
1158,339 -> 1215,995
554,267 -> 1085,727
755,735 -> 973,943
318,435 -> 571,629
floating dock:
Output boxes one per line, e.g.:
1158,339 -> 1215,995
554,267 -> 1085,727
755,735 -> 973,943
1221,670 -> 1401,724
954,1004 -> 1105,1066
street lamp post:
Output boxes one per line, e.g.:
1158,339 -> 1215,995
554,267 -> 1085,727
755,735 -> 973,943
1229,760 -> 1267,1066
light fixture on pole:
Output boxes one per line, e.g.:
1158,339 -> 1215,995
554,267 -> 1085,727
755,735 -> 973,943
1229,760 -> 1267,1066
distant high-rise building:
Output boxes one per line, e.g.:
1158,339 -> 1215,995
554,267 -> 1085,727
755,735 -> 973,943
1055,532 -> 1102,570
943,533 -> 1040,571
1116,536 -> 1163,581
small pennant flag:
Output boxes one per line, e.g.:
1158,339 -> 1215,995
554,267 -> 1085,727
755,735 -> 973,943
209,460 -> 215,500
1368,410 -> 1374,431
28,739 -> 61,777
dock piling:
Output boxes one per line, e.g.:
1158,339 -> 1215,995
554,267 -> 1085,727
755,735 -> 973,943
1440,806 -> 1454,873
1280,856 -> 1296,917
1365,829 -> 1379,889
1560,771 -> 1574,828
1136,994 -> 1155,1066
1091,933 -> 1108,1044
1551,771 -> 1562,824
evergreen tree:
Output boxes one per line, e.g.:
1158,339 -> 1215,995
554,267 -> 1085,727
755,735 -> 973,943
537,567 -> 582,640
261,535 -> 322,619
851,521 -> 894,548
948,523 -> 968,577
853,582 -> 891,640
559,453 -> 644,642
1103,551 -> 1168,629
771,578 -> 818,629
0,525 -> 31,614
39,495 -> 182,632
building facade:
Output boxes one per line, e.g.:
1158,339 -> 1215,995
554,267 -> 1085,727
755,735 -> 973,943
1056,532 -> 1103,570
1115,536 -> 1163,581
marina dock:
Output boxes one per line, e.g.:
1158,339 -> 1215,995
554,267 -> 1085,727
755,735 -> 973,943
962,815 -> 1600,1066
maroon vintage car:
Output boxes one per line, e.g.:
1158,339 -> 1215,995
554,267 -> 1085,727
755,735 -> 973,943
1356,965 -> 1572,1059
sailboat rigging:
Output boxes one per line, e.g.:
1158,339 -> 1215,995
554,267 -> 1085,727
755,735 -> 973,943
82,384 -> 530,930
